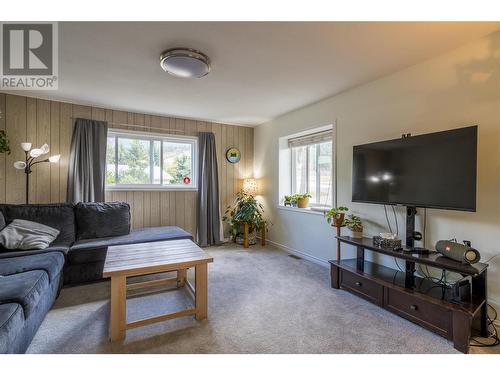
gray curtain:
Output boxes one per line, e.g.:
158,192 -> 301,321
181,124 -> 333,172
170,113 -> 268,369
197,132 -> 221,246
67,118 -> 108,203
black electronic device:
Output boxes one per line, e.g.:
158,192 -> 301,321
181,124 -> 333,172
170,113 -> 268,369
352,126 -> 478,249
435,240 -> 481,264
352,125 -> 477,211
452,278 -> 471,303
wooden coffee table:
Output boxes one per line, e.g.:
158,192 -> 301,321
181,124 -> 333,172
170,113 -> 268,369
102,239 -> 213,341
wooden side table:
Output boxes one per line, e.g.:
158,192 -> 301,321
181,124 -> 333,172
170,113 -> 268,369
332,223 -> 345,260
242,223 -> 266,249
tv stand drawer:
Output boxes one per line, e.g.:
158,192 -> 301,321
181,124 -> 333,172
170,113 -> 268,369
340,269 -> 383,306
384,288 -> 452,339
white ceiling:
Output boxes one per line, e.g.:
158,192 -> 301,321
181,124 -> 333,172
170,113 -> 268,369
9,22 -> 500,126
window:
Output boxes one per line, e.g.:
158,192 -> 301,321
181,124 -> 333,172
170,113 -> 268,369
290,130 -> 333,206
106,130 -> 197,190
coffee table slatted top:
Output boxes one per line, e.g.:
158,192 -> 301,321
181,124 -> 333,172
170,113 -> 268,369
103,239 -> 213,277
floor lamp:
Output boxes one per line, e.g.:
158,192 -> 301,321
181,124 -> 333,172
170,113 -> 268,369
14,143 -> 61,204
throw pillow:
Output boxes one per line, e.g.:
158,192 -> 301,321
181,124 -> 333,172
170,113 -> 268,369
75,202 -> 131,240
0,219 -> 60,250
0,211 -> 6,231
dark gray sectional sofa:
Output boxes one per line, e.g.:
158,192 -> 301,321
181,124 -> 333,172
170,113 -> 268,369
0,202 -> 192,354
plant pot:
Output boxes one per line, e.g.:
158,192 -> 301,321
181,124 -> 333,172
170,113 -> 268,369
333,213 -> 345,227
350,229 -> 363,239
236,230 -> 257,245
297,197 -> 309,208
291,201 -> 298,207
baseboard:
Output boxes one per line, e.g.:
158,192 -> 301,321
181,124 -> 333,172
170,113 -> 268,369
265,238 -> 329,268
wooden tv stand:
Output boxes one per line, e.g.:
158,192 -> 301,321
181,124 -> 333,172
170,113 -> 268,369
330,236 -> 489,353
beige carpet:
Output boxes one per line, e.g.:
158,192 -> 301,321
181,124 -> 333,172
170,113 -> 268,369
27,243 -> 497,354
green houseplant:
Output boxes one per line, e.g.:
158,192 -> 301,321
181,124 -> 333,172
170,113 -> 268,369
285,193 -> 312,208
344,214 -> 363,238
295,193 -> 312,208
223,192 -> 268,245
0,130 -> 11,155
325,206 -> 349,227
284,195 -> 292,207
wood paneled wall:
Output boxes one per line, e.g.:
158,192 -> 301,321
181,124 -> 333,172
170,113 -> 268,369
0,93 -> 254,237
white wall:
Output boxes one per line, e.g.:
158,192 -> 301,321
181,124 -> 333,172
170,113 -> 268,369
254,31 -> 500,308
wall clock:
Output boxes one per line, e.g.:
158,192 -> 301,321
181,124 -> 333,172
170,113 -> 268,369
226,147 -> 241,163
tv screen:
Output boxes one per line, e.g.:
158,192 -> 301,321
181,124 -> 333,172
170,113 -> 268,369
352,126 -> 477,211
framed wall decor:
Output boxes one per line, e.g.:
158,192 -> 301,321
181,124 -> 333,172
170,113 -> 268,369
226,147 -> 241,163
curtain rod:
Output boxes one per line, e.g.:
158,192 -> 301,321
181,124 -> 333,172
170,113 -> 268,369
70,117 -> 198,134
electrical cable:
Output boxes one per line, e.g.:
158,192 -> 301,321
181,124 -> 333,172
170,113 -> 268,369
391,205 -> 399,236
483,253 -> 500,264
423,208 -> 427,248
470,304 -> 500,347
383,205 -> 393,234
393,258 -> 404,273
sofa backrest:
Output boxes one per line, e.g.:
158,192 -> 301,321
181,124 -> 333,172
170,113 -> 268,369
0,203 -> 76,245
75,202 -> 131,240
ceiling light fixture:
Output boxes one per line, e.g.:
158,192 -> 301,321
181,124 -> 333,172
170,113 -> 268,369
160,48 -> 211,78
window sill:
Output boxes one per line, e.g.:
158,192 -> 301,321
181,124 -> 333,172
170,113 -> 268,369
106,186 -> 198,192
277,205 -> 329,216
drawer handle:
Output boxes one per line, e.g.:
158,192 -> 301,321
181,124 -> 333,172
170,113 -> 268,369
410,304 -> 418,311
355,281 -> 362,287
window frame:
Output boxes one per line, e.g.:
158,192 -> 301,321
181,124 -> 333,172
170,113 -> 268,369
290,140 -> 333,208
105,129 -> 198,192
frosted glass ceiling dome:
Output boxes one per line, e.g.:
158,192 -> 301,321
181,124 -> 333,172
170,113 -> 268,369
160,48 -> 211,78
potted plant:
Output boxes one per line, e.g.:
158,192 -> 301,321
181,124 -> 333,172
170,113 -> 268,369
296,193 -> 312,208
344,214 -> 363,238
223,192 -> 268,245
0,130 -> 10,155
289,194 -> 299,207
284,195 -> 292,207
325,206 -> 349,227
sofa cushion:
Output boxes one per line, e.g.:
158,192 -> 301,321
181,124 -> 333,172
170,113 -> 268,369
0,211 -> 6,231
0,203 -> 76,244
0,219 -> 60,250
0,303 -> 24,354
68,226 -> 193,265
0,252 -> 65,282
0,270 -> 49,319
75,202 -> 130,240
0,243 -> 70,259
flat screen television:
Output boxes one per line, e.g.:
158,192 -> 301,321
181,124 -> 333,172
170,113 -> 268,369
352,126 -> 477,211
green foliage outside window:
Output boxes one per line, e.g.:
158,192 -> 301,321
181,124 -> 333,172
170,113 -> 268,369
166,153 -> 191,184
105,135 -> 193,186
118,139 -> 150,184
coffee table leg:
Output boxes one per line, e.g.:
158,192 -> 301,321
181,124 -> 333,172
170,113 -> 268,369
177,268 -> 187,287
195,264 -> 208,320
110,275 -> 126,341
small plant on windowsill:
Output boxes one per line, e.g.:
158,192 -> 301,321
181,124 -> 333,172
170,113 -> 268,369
284,193 -> 312,208
325,206 -> 349,227
295,193 -> 312,208
223,192 -> 269,246
344,214 -> 363,239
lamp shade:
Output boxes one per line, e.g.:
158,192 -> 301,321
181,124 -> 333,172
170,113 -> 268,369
242,178 -> 258,196
48,154 -> 61,163
40,144 -> 50,154
29,148 -> 44,158
14,161 -> 26,170
21,143 -> 32,152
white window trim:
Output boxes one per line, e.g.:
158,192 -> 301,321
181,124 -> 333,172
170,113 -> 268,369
278,122 -> 337,211
290,133 -> 334,207
105,128 -> 198,192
